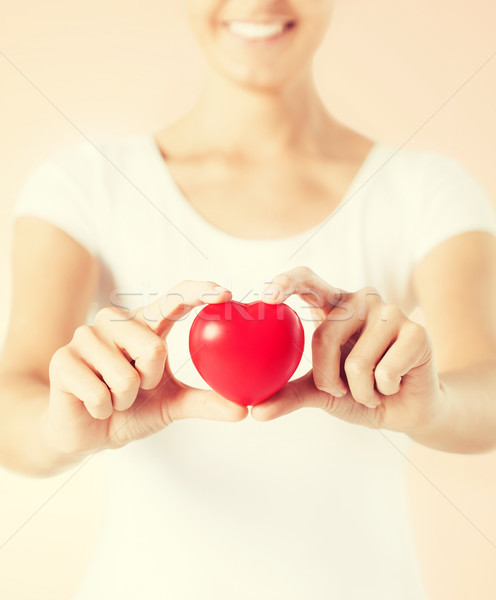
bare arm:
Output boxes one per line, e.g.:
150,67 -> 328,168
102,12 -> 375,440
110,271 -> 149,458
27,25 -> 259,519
251,233 -> 496,455
0,216 -> 99,475
408,231 -> 496,453
0,217 -> 247,478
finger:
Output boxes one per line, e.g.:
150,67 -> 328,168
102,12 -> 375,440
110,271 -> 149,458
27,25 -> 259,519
165,384 -> 249,423
250,371 -> 332,421
374,322 -> 430,395
408,305 -> 427,326
135,280 -> 231,338
343,318 -> 399,408
262,266 -> 345,320
94,310 -> 168,390
311,317 -> 360,398
51,347 -> 113,420
72,325 -> 140,411
311,287 -> 383,395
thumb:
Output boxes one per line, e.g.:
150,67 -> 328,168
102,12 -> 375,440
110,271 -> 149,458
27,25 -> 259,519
250,370 -> 331,421
166,383 -> 249,423
135,280 -> 232,338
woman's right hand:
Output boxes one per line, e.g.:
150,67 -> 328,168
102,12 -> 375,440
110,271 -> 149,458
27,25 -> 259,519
42,280 -> 247,457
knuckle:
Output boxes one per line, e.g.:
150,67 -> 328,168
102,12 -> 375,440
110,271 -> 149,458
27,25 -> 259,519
272,273 -> 291,289
375,365 -> 397,383
405,320 -> 426,339
49,346 -> 68,368
344,356 -> 367,376
86,385 -> 111,408
49,346 -> 74,379
359,286 -> 382,311
141,338 -> 167,364
353,286 -> 382,320
294,265 -> 314,279
112,369 -> 141,393
72,324 -> 95,345
380,303 -> 405,322
95,306 -> 124,326
312,323 -> 329,346
359,285 -> 381,301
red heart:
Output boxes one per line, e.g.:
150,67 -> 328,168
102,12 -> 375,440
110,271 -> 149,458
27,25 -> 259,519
189,300 -> 304,406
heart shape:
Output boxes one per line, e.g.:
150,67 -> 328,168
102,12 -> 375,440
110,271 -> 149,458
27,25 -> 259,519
189,300 -> 304,406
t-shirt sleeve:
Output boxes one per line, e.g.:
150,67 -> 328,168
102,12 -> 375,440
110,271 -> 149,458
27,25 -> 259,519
412,152 -> 496,264
11,150 -> 98,257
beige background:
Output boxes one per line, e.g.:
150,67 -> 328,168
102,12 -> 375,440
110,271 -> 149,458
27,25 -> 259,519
1,1 -> 496,598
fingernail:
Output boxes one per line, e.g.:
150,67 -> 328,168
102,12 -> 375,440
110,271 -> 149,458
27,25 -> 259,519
214,286 -> 229,293
263,284 -> 280,301
367,401 -> 381,408
332,384 -> 347,397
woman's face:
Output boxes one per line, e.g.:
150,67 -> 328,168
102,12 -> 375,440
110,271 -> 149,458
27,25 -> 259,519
185,0 -> 335,91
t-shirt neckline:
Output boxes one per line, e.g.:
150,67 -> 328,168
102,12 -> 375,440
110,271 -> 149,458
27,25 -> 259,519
144,133 -> 382,248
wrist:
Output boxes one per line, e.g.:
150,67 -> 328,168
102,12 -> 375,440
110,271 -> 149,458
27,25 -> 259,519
29,409 -> 89,476
403,383 -> 450,449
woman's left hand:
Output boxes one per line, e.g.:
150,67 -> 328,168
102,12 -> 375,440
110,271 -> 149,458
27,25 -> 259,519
251,266 -> 445,435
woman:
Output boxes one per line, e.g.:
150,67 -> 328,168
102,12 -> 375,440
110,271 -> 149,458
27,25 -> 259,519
1,1 -> 496,598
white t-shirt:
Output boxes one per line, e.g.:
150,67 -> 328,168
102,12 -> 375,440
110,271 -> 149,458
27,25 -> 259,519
12,133 -> 496,599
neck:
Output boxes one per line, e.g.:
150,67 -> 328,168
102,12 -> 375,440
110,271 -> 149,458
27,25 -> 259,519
181,67 -> 338,160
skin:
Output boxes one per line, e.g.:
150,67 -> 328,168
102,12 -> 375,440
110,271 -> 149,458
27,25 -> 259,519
1,0 -> 496,477
252,260 -> 496,456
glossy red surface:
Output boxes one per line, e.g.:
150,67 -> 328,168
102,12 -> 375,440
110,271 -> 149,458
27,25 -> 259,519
189,300 -> 305,406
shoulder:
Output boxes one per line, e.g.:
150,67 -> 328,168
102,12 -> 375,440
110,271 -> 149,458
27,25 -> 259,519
379,146 -> 496,263
370,142 -> 469,184
369,143 -> 493,217
32,132 -> 151,185
378,143 -> 493,200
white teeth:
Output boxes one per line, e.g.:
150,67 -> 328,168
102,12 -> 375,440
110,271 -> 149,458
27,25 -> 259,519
227,21 -> 287,40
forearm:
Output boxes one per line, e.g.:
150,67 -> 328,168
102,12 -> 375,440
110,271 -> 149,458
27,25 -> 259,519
0,374 -> 87,477
407,359 -> 496,454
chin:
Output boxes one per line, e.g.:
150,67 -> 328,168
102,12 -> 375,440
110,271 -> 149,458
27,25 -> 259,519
212,51 -> 310,93
220,66 -> 293,92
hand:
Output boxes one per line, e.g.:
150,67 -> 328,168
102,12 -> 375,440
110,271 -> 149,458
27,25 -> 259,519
43,280 -> 248,456
251,266 -> 444,435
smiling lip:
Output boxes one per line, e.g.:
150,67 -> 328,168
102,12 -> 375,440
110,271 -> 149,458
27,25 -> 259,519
222,19 -> 296,43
